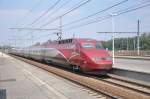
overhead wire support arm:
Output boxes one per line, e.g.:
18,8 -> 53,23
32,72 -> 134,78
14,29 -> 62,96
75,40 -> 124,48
9,28 -> 60,31
97,32 -> 138,34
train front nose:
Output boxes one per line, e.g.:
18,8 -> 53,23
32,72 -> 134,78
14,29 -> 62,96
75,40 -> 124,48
82,57 -> 112,75
82,49 -> 113,72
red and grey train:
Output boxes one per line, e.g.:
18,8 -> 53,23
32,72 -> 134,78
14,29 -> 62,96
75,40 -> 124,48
10,38 -> 112,75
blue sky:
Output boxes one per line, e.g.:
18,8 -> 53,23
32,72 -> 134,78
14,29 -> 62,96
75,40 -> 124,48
0,0 -> 150,47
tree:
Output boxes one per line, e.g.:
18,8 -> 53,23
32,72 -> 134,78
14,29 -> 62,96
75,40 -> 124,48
101,33 -> 150,51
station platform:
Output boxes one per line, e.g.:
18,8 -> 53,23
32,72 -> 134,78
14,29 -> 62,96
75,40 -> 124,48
114,58 -> 150,74
0,52 -> 103,99
115,56 -> 150,60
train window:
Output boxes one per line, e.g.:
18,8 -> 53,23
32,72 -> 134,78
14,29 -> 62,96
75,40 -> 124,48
81,43 -> 95,49
81,43 -> 104,49
96,43 -> 104,49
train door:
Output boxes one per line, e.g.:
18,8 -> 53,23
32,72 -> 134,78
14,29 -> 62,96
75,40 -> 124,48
41,48 -> 46,60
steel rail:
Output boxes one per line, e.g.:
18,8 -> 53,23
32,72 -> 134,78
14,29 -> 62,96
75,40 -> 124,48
95,76 -> 150,96
10,54 -> 150,99
108,73 -> 150,89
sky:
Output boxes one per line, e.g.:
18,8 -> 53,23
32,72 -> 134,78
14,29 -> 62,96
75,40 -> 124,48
0,0 -> 150,47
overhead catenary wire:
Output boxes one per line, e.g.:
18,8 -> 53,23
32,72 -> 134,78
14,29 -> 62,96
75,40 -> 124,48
61,0 -> 128,27
63,0 -> 150,30
18,1 -> 150,36
9,28 -> 59,31
18,27 -> 59,38
33,33 -> 55,40
32,0 -> 93,40
39,0 -> 93,28
12,0 -> 92,39
21,0 -> 129,40
18,0 -> 61,39
17,0 -> 127,41
64,2 -> 150,30
39,0 -> 91,28
28,0 -> 61,26
14,0 -> 72,39
14,0 -> 43,27
117,3 -> 150,15
12,0 -> 150,43
35,0 -> 73,26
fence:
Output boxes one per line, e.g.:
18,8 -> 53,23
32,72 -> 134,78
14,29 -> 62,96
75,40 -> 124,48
109,50 -> 150,56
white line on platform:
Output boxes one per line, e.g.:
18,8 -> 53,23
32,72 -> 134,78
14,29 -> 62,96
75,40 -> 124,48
23,69 -> 69,99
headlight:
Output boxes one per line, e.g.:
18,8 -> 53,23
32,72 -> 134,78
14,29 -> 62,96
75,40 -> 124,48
92,57 -> 112,61
92,57 -> 103,61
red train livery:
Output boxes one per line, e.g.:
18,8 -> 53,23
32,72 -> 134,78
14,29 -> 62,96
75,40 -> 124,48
11,38 -> 112,75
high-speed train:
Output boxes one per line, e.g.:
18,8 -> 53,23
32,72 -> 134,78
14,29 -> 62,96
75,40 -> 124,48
10,38 -> 112,75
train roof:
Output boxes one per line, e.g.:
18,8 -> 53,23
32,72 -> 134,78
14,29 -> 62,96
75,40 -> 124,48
41,38 -> 99,45
74,38 -> 97,42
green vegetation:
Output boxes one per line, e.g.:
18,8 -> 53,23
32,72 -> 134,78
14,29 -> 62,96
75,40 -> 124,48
102,33 -> 150,51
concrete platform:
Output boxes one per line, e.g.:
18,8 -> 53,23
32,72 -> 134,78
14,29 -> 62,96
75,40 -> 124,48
0,52 -> 104,99
114,58 -> 150,74
115,56 -> 150,60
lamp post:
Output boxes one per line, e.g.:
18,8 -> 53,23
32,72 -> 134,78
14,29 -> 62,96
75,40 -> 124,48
137,20 -> 140,55
110,13 -> 117,65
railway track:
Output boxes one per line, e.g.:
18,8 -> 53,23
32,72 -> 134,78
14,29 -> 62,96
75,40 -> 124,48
94,75 -> 150,96
108,73 -> 150,89
11,54 -> 150,99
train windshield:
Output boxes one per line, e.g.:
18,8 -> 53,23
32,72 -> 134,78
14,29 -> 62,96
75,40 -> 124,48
95,43 -> 104,49
81,43 -> 95,48
81,43 -> 104,49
